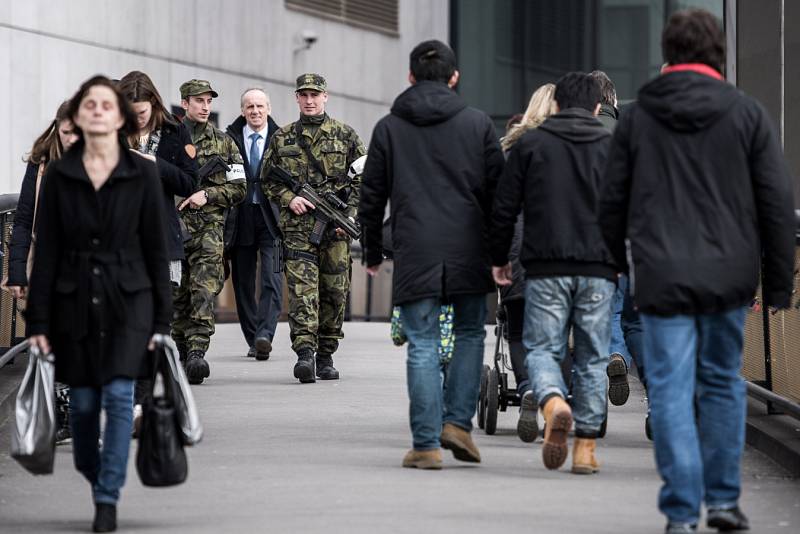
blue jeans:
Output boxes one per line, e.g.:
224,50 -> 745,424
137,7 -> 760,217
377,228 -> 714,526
523,276 -> 614,436
640,308 -> 747,524
620,275 -> 646,384
609,277 -> 631,361
69,378 -> 135,505
400,294 -> 487,450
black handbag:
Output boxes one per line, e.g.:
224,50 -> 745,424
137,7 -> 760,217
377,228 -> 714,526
136,348 -> 188,487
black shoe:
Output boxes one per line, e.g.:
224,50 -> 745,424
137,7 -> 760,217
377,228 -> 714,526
645,412 -> 653,441
316,354 -> 339,380
255,337 -> 272,361
707,506 -> 749,531
93,503 -> 117,532
607,354 -> 630,406
185,350 -> 210,385
517,390 -> 539,443
665,522 -> 697,533
246,346 -> 256,358
294,350 -> 316,383
176,343 -> 188,363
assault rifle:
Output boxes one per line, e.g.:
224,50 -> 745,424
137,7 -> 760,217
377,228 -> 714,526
268,166 -> 361,246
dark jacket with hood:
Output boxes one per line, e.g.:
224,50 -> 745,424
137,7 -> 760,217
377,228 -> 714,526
359,80 -> 505,305
153,118 -> 198,260
224,114 -> 281,248
490,108 -> 615,281
599,70 -> 795,315
597,103 -> 618,133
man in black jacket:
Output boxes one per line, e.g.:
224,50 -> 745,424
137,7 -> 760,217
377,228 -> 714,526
225,88 -> 282,360
491,72 -> 614,476
599,10 -> 794,533
360,40 -> 504,469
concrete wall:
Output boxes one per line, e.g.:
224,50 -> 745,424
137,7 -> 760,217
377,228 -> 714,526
0,0 -> 448,193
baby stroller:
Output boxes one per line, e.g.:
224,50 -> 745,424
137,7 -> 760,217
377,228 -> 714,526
477,303 -> 521,435
477,293 -> 608,438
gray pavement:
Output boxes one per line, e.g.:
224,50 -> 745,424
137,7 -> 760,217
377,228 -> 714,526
1,322 -> 798,533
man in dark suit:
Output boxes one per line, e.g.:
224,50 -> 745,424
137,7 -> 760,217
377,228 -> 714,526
225,88 -> 282,360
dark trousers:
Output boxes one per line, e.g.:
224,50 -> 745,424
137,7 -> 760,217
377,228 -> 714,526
230,204 -> 283,347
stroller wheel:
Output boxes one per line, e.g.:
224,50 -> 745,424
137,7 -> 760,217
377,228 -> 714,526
477,365 -> 489,429
485,367 -> 499,435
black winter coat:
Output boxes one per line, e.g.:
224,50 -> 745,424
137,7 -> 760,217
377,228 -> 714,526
359,81 -> 505,305
599,71 -> 795,315
153,119 -> 198,260
6,162 -> 42,287
26,143 -> 172,387
224,115 -> 281,247
490,108 -> 615,281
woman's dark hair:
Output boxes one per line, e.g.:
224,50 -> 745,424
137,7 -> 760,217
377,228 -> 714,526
118,70 -> 175,145
67,75 -> 138,142
662,9 -> 725,72
554,72 -> 601,112
26,100 -> 71,164
409,40 -> 457,83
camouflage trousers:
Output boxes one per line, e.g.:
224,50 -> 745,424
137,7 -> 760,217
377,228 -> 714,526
172,223 -> 224,353
283,231 -> 351,356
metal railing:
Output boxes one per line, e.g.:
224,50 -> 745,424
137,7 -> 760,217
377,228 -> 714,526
1,193 -> 25,363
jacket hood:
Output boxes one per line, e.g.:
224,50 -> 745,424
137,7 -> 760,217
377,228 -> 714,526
226,114 -> 279,143
390,81 -> 468,126
638,72 -> 739,132
538,108 -> 611,143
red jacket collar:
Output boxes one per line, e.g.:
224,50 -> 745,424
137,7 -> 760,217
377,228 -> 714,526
662,63 -> 723,80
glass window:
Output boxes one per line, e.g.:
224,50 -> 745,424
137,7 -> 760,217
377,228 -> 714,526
452,0 -> 724,133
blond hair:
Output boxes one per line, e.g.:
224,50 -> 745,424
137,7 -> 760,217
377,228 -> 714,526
501,83 -> 557,152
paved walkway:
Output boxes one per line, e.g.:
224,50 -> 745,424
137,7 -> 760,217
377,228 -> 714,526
1,323 -> 798,533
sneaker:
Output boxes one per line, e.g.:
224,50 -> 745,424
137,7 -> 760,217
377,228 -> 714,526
184,350 -> 210,385
607,353 -> 630,406
56,426 -> 72,445
440,423 -> 481,463
541,395 -> 572,470
707,506 -> 749,531
132,404 -> 143,439
246,346 -> 256,358
665,522 -> 697,533
402,449 -> 443,470
293,350 -> 316,383
517,391 -> 539,443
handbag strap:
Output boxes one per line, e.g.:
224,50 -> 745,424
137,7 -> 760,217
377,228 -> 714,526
31,163 -> 45,242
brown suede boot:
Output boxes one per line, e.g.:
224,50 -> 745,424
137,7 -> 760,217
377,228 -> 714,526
402,449 -> 443,470
541,395 -> 573,470
440,423 -> 481,463
571,438 -> 600,474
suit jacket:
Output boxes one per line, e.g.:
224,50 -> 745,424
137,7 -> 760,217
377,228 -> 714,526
225,115 -> 281,248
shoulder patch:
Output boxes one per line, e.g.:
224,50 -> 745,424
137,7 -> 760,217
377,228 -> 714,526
185,144 -> 197,159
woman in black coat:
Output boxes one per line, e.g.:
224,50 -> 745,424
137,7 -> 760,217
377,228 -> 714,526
119,70 -> 198,275
4,100 -> 78,297
26,75 -> 172,533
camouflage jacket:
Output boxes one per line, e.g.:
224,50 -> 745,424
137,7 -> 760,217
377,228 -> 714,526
261,114 -> 366,235
182,118 -> 246,225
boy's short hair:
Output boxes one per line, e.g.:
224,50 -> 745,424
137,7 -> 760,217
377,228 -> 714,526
409,40 -> 457,83
662,9 -> 725,72
554,72 -> 601,112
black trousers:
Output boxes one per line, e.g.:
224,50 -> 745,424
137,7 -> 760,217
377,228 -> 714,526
230,204 -> 283,348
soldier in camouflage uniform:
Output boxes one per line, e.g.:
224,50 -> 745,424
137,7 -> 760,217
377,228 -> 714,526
262,73 -> 366,383
174,79 -> 246,384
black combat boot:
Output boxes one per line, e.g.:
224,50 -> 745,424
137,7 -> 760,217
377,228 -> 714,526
316,354 -> 339,380
293,349 -> 316,383
176,343 -> 188,363
92,503 -> 117,532
185,350 -> 210,385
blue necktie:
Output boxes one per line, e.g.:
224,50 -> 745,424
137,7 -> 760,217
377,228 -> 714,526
249,132 -> 261,203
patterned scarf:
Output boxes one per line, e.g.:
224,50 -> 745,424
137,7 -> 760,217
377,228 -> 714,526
138,129 -> 162,156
